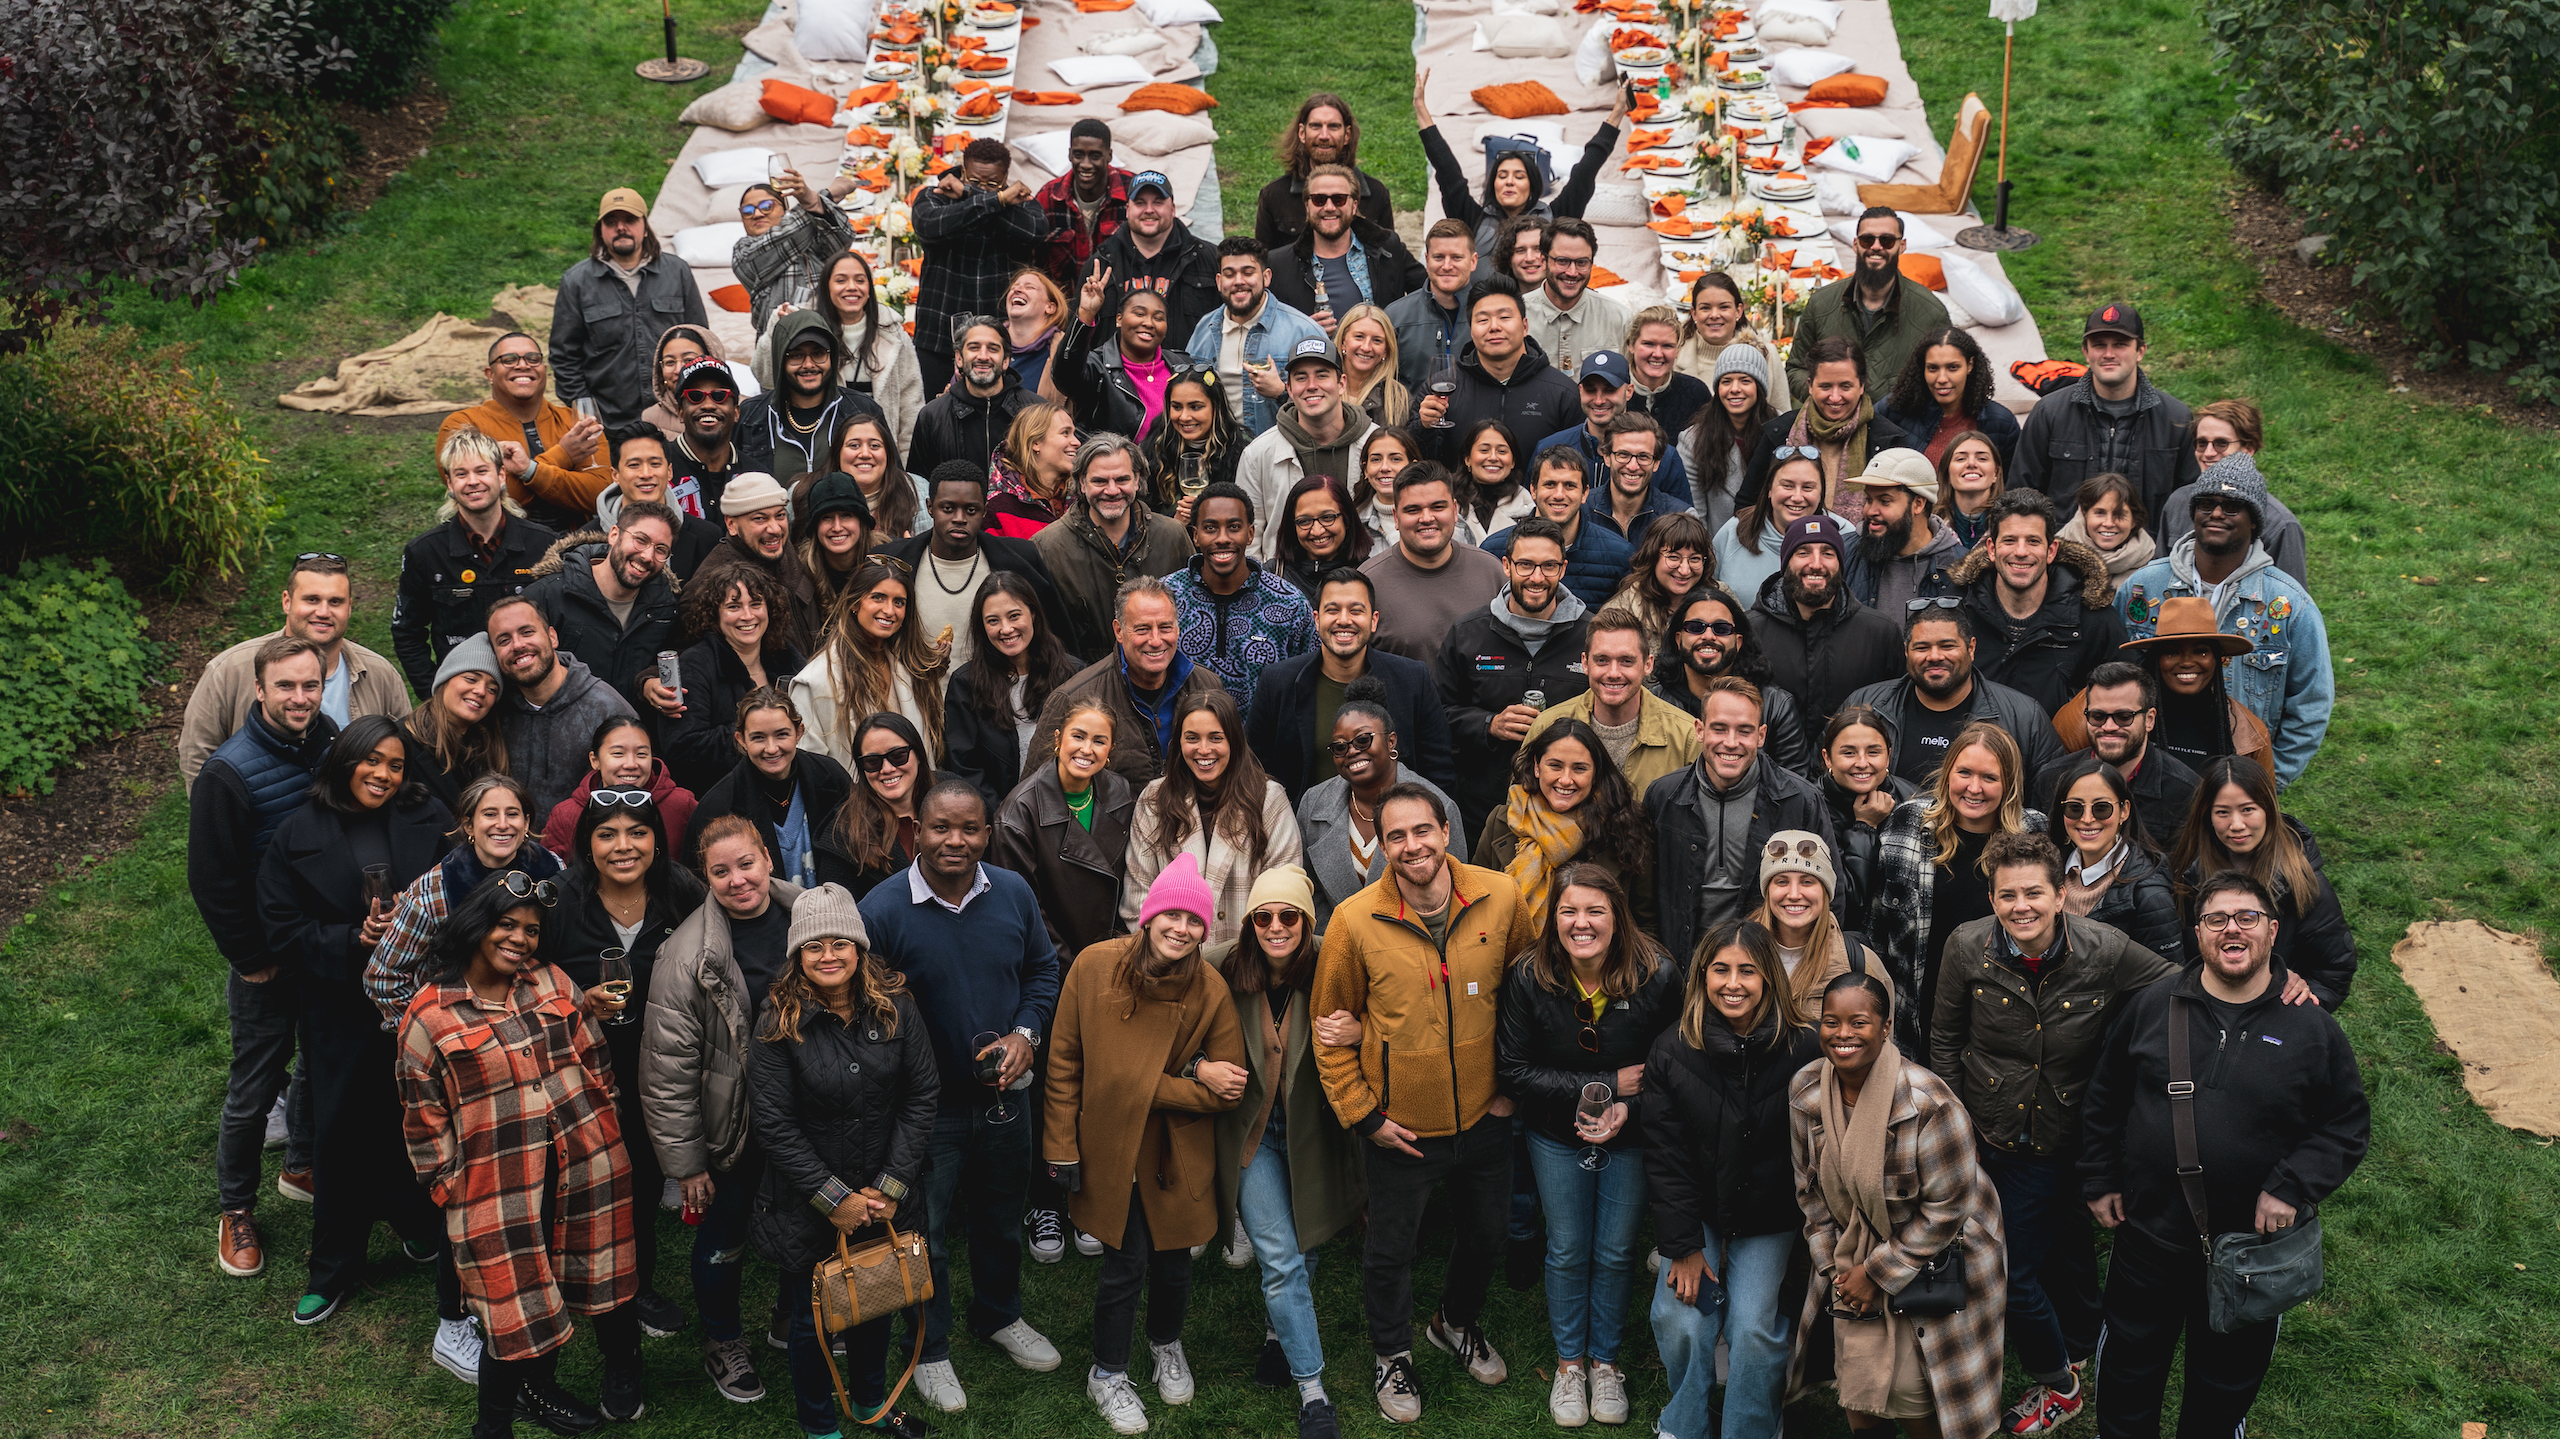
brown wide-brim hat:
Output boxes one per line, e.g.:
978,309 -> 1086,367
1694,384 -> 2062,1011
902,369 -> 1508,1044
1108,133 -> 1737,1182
2123,595 -> 2253,657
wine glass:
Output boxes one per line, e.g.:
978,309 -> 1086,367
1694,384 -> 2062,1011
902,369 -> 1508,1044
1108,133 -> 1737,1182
974,1030 -> 1015,1124
1426,368 -> 1460,428
1576,1081 -> 1614,1172
597,948 -> 634,1026
1180,452 -> 1206,501
573,397 -> 601,428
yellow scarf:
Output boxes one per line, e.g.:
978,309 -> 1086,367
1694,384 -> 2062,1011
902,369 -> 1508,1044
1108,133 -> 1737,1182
1501,783 -> 1585,927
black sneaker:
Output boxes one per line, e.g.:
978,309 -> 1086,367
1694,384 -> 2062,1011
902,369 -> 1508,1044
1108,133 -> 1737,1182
635,1288 -> 687,1339
704,1336 -> 767,1403
1027,1207 -> 1067,1264
872,1408 -> 936,1438
1256,1335 -> 1291,1387
599,1357 -> 646,1422
1505,1234 -> 1543,1291
516,1376 -> 605,1436
1298,1397 -> 1342,1439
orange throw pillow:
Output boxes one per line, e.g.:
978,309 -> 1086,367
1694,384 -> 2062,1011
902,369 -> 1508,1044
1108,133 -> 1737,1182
1472,81 -> 1569,119
710,284 -> 752,313
1805,74 -> 1889,107
1120,82 -> 1218,115
1898,253 -> 1947,291
760,78 -> 839,127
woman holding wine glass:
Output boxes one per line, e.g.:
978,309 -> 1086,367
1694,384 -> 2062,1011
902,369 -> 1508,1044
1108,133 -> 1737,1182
1492,863 -> 1678,1428
1138,371 -> 1244,522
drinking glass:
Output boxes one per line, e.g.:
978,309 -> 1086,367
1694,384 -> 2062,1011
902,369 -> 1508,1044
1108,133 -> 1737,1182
1180,452 -> 1206,500
1426,368 -> 1460,428
1576,1080 -> 1614,1172
573,397 -> 601,428
597,948 -> 634,1026
974,1030 -> 1015,1123
361,864 -> 393,912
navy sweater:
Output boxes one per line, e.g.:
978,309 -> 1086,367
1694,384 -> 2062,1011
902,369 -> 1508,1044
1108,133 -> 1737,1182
857,862 -> 1063,1095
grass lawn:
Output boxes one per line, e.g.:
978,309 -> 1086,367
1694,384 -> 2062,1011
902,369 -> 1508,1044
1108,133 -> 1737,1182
4,0 -> 2559,1435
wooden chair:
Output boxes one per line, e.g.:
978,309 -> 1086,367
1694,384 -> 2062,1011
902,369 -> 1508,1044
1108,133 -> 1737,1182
1857,93 -> 1988,215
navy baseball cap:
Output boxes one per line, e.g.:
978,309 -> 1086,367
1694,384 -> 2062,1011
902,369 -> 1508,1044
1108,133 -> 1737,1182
1577,350 -> 1632,388
1130,169 -> 1173,200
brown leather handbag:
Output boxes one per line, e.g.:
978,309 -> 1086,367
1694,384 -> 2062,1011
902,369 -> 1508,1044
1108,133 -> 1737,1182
810,1222 -> 934,1425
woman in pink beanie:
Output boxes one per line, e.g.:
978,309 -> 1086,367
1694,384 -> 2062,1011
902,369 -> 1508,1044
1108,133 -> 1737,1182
1044,851 -> 1249,1434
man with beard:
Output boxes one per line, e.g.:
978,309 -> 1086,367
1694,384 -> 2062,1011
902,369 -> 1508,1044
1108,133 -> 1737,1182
1035,120 -> 1130,290
2044,661 -> 2199,845
1432,517 -> 1592,836
1247,568 -> 1456,799
1267,165 -> 1426,332
1361,463 -> 1506,663
913,139 -> 1049,396
1187,237 -> 1326,440
1587,413 -> 1688,549
1238,337 -> 1376,558
1035,433 -> 1193,658
685,472 -> 824,653
1029,576 -> 1230,786
594,422 -> 724,580
1648,585 -> 1812,777
1254,93 -> 1396,250
1921,490 -> 2129,719
661,355 -> 743,523
1089,170 -> 1220,346
1783,207 -> 1948,406
2015,303 -> 2199,521
1522,220 -> 1630,381
1413,277 -> 1576,465
553,187 -> 710,426
1536,350 -> 1691,505
2115,456 -> 2331,787
735,310 -> 886,487
394,428 -> 559,697
1845,604 -> 2064,787
180,553 -> 409,788
1388,219 -> 1476,394
520,500 -> 682,720
910,319 -> 1029,480
1481,446 -> 1632,606
1163,483 -> 1316,724
1846,447 -> 1964,616
1749,516 -> 1901,732
484,595 -> 639,817
435,330 -> 614,533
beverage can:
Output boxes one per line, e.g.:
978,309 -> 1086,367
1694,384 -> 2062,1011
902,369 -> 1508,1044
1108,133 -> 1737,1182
1523,689 -> 1547,711
657,651 -> 683,703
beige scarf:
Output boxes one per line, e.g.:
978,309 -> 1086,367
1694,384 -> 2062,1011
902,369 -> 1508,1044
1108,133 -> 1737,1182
1816,1032 -> 1908,1416
2057,513 -> 2158,581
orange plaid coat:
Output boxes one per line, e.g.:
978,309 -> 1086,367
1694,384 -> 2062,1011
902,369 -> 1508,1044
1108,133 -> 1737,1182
397,964 -> 637,1360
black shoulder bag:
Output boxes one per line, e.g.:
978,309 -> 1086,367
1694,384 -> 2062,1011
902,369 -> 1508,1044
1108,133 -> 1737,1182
2167,994 -> 2325,1332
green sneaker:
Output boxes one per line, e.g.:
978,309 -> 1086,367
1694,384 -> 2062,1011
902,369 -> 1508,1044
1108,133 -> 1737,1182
293,1291 -> 343,1326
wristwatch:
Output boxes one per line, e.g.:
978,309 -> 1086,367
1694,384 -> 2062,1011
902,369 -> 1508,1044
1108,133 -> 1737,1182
1011,1025 -> 1039,1047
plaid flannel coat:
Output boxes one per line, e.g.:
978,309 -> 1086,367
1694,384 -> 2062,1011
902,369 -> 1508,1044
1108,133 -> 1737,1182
1866,797 -> 2046,1058
1789,1060 -> 2008,1439
911,182 -> 1048,357
398,963 -> 636,1360
1034,167 -> 1130,290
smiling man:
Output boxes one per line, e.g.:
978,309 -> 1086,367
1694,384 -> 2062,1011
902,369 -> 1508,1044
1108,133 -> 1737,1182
1088,170 -> 1220,347
1238,337 -> 1377,559
1413,276 -> 1576,468
2014,302 -> 2199,520
393,428 -> 561,698
1359,461 -> 1506,665
1749,514 -> 1902,732
521,500 -> 682,719
1480,446 -> 1632,606
1387,219 -> 1478,393
1536,351 -> 1691,506
1522,219 -> 1630,380
484,593 -> 638,819
1919,490 -> 2127,718
1188,237 -> 1327,440
1035,433 -> 1192,656
180,553 -> 409,788
1245,568 -> 1457,799
1266,164 -> 1426,333
910,318 -> 1029,481
1430,516 -> 1592,836
551,185 -> 710,428
735,310 -> 886,489
1647,587 -> 1813,775
1030,575 -> 1230,785
1782,206 -> 1948,406
594,421 -> 724,580
435,329 -> 617,534
1644,674 -> 1837,972
1520,608 -> 1699,800
1036,119 -> 1130,290
1845,604 -> 2065,787
1162,482 -> 1316,724
660,354 -> 743,522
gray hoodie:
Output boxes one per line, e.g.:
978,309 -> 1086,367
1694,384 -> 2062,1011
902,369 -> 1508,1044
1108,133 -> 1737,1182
1489,585 -> 1589,657
501,653 -> 638,818
1857,516 -> 1969,617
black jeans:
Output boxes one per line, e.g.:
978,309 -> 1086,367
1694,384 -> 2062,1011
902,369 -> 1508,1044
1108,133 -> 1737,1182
911,1100 -> 1030,1362
474,1303 -> 641,1432
1360,1117 -> 1508,1356
305,997 -> 444,1299
601,1019 -> 665,1296
1977,1144 -> 2102,1383
2095,1226 -> 2283,1438
217,968 -> 308,1211
782,1260 -> 896,1433
1092,1182 -> 1193,1372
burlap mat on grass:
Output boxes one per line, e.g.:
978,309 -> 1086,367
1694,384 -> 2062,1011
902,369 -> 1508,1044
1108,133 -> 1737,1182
278,284 -> 557,417
2390,919 -> 2560,1137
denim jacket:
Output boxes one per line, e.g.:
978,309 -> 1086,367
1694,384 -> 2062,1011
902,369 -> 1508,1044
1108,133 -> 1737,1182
2115,538 -> 2333,788
1187,296 -> 1326,439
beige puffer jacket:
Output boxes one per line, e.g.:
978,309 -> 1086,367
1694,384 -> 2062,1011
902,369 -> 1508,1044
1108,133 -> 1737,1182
640,879 -> 804,1178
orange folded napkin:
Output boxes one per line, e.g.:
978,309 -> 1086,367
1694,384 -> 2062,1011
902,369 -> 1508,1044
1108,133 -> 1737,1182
1801,136 -> 1836,161
1620,153 -> 1693,172
844,125 -> 895,148
957,91 -> 1005,118
1011,90 -> 1085,105
1650,194 -> 1685,218
710,284 -> 751,313
1075,0 -> 1134,10
958,52 -> 1011,72
1628,127 -> 1674,150
1590,265 -> 1626,288
847,82 -> 900,106
1646,215 -> 1701,236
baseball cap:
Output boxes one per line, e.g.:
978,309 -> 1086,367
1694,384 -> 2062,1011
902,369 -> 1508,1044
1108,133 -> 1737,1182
1577,350 -> 1632,388
1285,336 -> 1342,372
674,355 -> 736,394
597,186 -> 649,221
2082,302 -> 2144,342
1779,514 -> 1850,568
1130,170 -> 1173,200
1850,447 -> 1940,505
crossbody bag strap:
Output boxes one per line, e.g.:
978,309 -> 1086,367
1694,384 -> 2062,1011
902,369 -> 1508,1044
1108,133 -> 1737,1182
816,1222 -> 931,1429
2164,994 -> 2212,1254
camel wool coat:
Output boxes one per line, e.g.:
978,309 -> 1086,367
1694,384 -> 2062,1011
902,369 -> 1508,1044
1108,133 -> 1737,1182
1042,937 -> 1248,1250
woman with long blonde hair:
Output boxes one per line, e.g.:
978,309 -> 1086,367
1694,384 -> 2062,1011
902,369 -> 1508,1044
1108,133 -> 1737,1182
1745,831 -> 1860,1022
1865,720 -> 2039,1056
1336,303 -> 1410,427
789,558 -> 947,766
986,399 -> 1079,537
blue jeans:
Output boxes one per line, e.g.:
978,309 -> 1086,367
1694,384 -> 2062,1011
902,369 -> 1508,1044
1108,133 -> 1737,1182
1978,1144 -> 2092,1384
1524,1131 -> 1647,1364
1650,1226 -> 1796,1439
692,1140 -> 767,1342
1236,1118 -> 1326,1380
914,1101 -> 1030,1363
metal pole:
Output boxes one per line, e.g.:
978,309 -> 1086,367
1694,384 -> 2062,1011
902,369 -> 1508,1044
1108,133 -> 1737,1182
1994,24 -> 2013,230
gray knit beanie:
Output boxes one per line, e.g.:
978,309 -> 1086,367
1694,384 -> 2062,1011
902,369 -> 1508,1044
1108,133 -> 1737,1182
1711,342 -> 1771,394
432,632 -> 502,692
2190,453 -> 2269,534
786,882 -> 869,952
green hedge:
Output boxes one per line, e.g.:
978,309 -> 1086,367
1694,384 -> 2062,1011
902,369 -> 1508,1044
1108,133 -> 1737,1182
0,559 -> 162,799
303,0 -> 459,108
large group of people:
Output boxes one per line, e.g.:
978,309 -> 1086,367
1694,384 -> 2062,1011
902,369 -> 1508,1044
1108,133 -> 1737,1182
184,87 -> 2370,1439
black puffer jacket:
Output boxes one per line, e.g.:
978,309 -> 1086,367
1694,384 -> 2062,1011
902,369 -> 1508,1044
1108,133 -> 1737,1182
2075,843 -> 2183,962
1642,1012 -> 1825,1247
907,369 -> 1029,481
2176,817 -> 2357,1009
689,749 -> 857,877
747,992 -> 940,1272
663,638 -> 807,796
1431,604 -> 1592,836
1748,572 -> 1906,733
1821,770 -> 1918,935
1493,953 -> 1684,1151
1052,315 -> 1194,444
1921,538 -> 2129,720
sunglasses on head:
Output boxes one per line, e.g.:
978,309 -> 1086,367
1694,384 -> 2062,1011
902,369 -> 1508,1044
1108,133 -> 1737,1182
500,871 -> 559,906
296,551 -> 347,563
857,744 -> 916,774
1676,617 -> 1737,637
1770,445 -> 1821,462
1905,596 -> 1962,612
589,789 -> 653,808
2057,798 -> 2119,822
679,387 -> 737,406
1764,836 -> 1825,862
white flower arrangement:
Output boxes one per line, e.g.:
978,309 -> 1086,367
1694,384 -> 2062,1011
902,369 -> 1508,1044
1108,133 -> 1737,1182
883,202 -> 915,240
880,271 -> 920,304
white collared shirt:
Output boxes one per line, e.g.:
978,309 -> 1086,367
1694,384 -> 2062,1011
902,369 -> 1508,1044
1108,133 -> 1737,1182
2066,839 -> 2126,889
907,860 -> 992,915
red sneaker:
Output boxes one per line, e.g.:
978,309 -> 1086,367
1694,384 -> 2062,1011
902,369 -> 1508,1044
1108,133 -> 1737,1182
2003,1381 -> 2087,1435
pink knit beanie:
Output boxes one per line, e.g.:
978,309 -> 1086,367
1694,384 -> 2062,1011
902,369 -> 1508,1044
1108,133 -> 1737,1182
1137,851 -> 1216,931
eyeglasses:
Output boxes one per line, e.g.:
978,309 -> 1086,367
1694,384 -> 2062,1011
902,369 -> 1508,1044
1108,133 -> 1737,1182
2194,436 -> 2241,456
1327,730 -> 1380,759
1771,445 -> 1821,462
1906,596 -> 1962,612
1249,908 -> 1305,930
857,744 -> 916,773
295,552 -> 347,563
1764,836 -> 1825,862
678,387 -> 737,406
1305,193 -> 1356,209
1294,510 -> 1344,530
2197,909 -> 2270,933
589,789 -> 653,807
740,199 -> 782,218
1676,617 -> 1738,637
1548,257 -> 1595,272
1608,450 -> 1656,466
1510,559 -> 1567,576
2057,798 -> 2119,822
2084,708 -> 2146,731
499,871 -> 559,906
491,352 -> 546,370
1852,233 -> 1900,249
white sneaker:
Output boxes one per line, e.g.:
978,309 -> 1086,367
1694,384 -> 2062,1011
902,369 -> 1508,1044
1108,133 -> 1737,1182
1075,1227 -> 1106,1257
431,1315 -> 482,1385
989,1318 -> 1062,1372
1028,1208 -> 1067,1263
1151,1339 -> 1195,1405
1188,1243 -> 1206,1258
1549,1362 -> 1589,1427
1088,1366 -> 1151,1434
263,1095 -> 289,1149
1588,1361 -> 1629,1424
1222,1216 -> 1253,1269
1645,1247 -> 1662,1276
913,1359 -> 966,1412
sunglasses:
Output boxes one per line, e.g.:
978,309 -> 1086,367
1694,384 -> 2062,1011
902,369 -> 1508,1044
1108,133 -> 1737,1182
1853,233 -> 1900,248
2192,495 -> 2252,515
1305,193 -> 1356,208
1327,730 -> 1380,760
740,199 -> 782,217
295,551 -> 347,563
857,744 -> 916,774
499,871 -> 559,906
1676,617 -> 1738,636
679,387 -> 737,406
589,789 -> 653,807
2084,708 -> 2146,731
1764,836 -> 1825,862
1905,596 -> 1963,612
1249,909 -> 1305,930
2057,798 -> 2119,822
1770,445 -> 1821,462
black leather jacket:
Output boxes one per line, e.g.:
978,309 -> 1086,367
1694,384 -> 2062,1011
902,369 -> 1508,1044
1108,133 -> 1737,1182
1053,315 -> 1194,445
